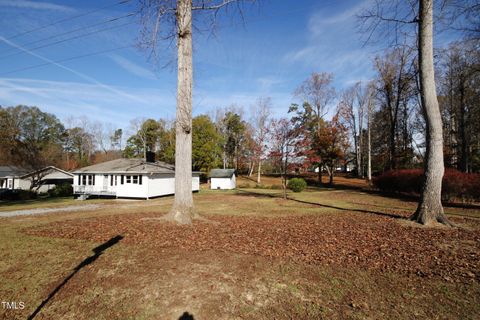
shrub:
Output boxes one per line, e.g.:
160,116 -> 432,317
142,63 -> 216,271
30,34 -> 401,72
373,169 -> 480,202
48,183 -> 73,197
0,189 -> 37,201
288,178 -> 307,192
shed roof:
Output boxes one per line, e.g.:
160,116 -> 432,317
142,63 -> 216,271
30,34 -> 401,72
209,169 -> 235,178
72,158 -> 176,174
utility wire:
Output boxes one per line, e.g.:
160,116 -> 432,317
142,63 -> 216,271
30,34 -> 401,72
0,20 -> 136,60
0,12 -> 136,56
2,0 -> 132,41
0,44 -> 134,76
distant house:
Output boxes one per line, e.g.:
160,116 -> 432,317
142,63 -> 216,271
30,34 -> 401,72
72,158 -> 200,199
0,166 -> 73,192
209,169 -> 236,190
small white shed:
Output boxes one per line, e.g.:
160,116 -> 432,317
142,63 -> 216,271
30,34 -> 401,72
209,169 -> 236,190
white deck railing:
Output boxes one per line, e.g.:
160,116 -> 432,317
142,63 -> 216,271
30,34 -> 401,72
73,185 -> 115,195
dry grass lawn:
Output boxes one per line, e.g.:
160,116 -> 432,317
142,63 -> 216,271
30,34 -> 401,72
1,177 -> 479,319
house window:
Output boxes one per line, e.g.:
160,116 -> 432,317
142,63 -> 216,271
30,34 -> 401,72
87,175 -> 94,185
126,175 -> 131,183
81,175 -> 87,185
132,175 -> 138,184
7,179 -> 12,189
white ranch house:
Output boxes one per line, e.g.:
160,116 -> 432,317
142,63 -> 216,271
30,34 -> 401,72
209,169 -> 236,190
0,166 -> 73,192
73,158 -> 200,199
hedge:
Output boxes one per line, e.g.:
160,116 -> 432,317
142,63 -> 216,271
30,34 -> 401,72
373,169 -> 480,202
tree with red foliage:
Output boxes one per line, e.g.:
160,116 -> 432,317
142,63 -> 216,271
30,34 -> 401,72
314,114 -> 350,185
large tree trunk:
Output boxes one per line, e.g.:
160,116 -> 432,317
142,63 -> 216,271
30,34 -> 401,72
411,0 -> 451,226
169,0 -> 194,224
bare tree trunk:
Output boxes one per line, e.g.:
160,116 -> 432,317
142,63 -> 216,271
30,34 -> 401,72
328,166 -> 334,185
169,0 -> 194,224
223,149 -> 227,169
248,161 -> 254,177
367,106 -> 372,182
143,140 -> 147,160
257,159 -> 261,184
411,0 -> 451,226
458,84 -> 468,172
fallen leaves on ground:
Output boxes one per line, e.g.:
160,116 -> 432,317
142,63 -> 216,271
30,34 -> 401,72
25,209 -> 480,283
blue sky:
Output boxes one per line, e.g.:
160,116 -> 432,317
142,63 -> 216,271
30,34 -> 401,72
0,0 -> 450,129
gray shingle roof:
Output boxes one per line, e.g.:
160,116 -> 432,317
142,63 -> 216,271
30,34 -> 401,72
0,166 -> 29,178
72,158 -> 175,174
209,169 -> 235,178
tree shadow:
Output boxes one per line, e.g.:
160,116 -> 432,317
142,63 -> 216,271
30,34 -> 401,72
28,235 -> 124,320
179,311 -> 195,319
236,189 -> 405,220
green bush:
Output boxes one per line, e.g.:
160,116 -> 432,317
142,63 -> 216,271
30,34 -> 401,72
48,183 -> 73,197
287,178 -> 307,192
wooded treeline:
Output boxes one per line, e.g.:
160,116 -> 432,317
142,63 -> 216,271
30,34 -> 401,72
1,38 -> 478,177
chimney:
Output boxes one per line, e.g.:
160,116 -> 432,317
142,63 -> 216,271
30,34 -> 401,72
145,151 -> 156,163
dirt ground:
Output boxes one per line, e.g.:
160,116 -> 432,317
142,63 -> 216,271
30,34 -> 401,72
1,179 -> 479,319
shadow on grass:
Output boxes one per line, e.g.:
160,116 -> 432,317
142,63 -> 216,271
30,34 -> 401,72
179,311 -> 195,319
28,235 -> 124,320
236,189 -> 406,220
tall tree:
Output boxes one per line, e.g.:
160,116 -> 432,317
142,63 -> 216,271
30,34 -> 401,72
192,115 -> 222,172
314,115 -> 350,185
269,118 -> 300,199
292,73 -> 336,181
0,105 -> 65,188
361,0 -> 454,225
250,97 -> 271,184
138,0 -> 252,224
223,112 -> 246,170
373,46 -> 416,170
411,0 -> 450,225
338,82 -> 366,177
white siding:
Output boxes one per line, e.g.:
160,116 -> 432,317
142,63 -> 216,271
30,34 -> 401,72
147,174 -> 175,198
116,174 -> 148,198
211,175 -> 236,190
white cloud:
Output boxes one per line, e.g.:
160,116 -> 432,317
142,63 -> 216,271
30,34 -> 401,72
0,0 -> 74,12
282,1 -> 377,91
109,54 -> 157,80
0,78 -> 176,127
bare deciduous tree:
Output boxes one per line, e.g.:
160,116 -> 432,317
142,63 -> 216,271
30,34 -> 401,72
295,72 -> 335,128
250,97 -> 271,184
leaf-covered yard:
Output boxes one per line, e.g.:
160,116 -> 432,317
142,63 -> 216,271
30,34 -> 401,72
1,184 -> 479,319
